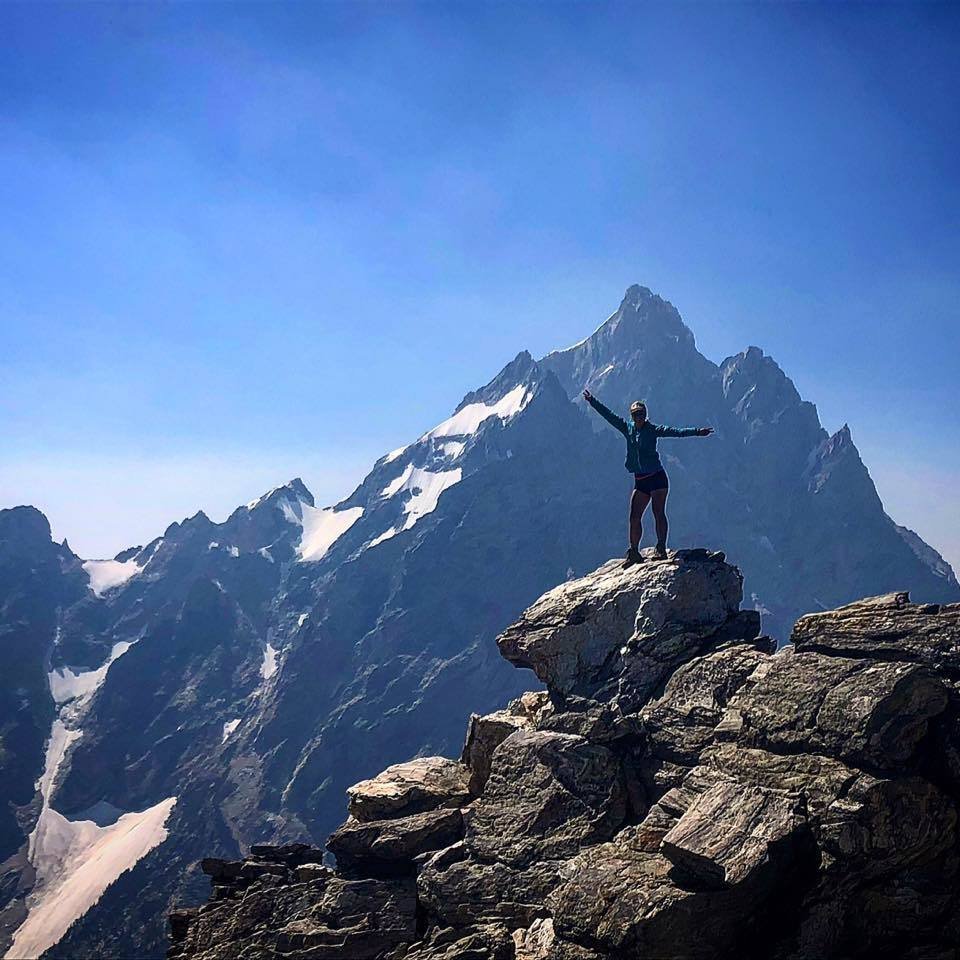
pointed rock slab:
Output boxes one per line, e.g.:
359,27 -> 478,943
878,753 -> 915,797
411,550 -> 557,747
347,756 -> 472,823
496,550 -> 753,711
549,811 -> 816,959
465,729 -> 626,867
327,807 -> 464,874
660,780 -> 806,889
716,647 -> 949,770
548,838 -> 723,958
791,592 -> 960,669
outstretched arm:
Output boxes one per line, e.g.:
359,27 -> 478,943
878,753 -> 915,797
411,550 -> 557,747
655,424 -> 714,438
582,390 -> 628,435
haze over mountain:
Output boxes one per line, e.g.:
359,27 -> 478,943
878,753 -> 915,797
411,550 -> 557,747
1,285 -> 956,959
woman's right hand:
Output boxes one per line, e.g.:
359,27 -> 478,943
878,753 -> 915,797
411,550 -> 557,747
582,389 -> 593,402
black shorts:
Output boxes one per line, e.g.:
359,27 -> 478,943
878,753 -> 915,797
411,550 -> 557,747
634,469 -> 669,494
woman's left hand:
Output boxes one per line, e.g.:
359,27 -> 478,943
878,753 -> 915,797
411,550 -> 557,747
697,427 -> 714,436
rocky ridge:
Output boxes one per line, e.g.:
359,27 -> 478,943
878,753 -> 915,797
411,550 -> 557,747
168,549 -> 960,959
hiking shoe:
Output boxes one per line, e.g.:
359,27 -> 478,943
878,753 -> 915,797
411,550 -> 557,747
654,543 -> 668,559
622,547 -> 643,568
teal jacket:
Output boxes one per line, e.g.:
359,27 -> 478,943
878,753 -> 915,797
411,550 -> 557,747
587,394 -> 700,474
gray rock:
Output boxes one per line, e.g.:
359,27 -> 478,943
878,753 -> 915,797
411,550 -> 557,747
548,836 -> 718,958
791,592 -> 960,669
640,642 -> 771,766
496,551 -> 749,710
327,807 -> 464,874
816,773 -> 957,874
384,923 -> 515,959
168,553 -> 960,960
347,756 -> 472,823
465,729 -> 626,867
660,780 -> 806,888
417,842 -> 562,928
699,743 -> 858,815
717,647 -> 949,769
168,871 -> 417,960
513,918 -> 608,959
461,691 -> 551,794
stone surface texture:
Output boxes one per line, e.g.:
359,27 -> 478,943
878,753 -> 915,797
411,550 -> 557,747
169,551 -> 960,959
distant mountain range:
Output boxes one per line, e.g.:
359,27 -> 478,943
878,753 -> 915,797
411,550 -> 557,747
1,284 -> 956,959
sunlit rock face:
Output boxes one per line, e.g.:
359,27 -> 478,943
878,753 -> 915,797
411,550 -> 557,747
169,555 -> 960,960
2,284 -> 957,959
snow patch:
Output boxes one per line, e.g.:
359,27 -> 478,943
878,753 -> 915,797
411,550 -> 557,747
6,796 -> 177,960
276,496 -> 363,562
422,383 -> 530,440
7,641 -> 173,960
208,542 -> 219,550
377,464 -> 462,539
751,592 -> 773,616
296,613 -> 309,628
298,504 -> 364,562
598,362 -> 615,377
258,546 -> 274,563
49,642 -> 133,706
437,440 -> 466,459
366,527 -> 398,549
260,643 -> 278,680
384,444 -> 408,464
82,558 -> 141,597
228,545 -> 239,558
222,719 -> 241,742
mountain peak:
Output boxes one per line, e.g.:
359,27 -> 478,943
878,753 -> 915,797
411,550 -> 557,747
454,350 -> 539,413
246,478 -> 315,512
620,283 -> 657,309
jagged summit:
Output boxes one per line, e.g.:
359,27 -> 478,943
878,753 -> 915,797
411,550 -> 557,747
168,553 -> 960,959
455,350 -> 540,412
243,477 -> 315,513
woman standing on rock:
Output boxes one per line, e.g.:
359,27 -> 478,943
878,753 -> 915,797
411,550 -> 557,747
583,390 -> 713,567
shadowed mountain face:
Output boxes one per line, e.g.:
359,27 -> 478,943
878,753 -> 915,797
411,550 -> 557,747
1,285 -> 956,959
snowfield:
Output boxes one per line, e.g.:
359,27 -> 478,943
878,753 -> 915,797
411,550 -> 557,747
6,796 -> 177,960
48,641 -> 133,705
367,464 -> 463,549
279,497 -> 364,563
4,634 -> 176,960
82,558 -> 141,597
421,383 -> 530,440
221,719 -> 241,742
260,642 -> 278,680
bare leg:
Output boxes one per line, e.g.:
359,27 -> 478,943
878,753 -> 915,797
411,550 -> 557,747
630,489 -> 651,550
650,487 -> 669,550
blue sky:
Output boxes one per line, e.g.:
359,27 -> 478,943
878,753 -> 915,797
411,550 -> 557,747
2,1 -> 958,571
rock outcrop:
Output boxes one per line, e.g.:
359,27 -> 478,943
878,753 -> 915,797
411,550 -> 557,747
168,549 -> 960,959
